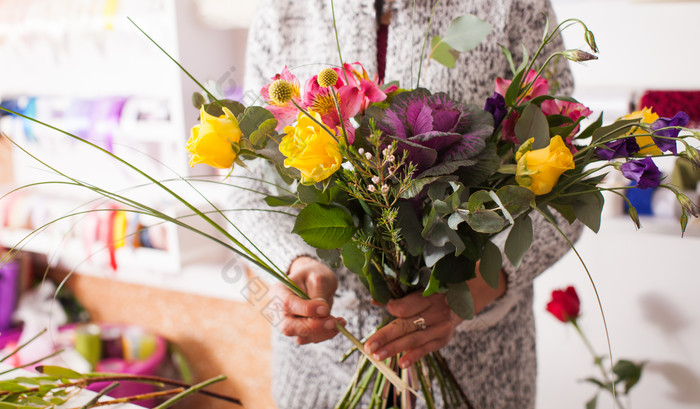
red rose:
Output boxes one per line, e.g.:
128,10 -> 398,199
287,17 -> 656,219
546,286 -> 580,323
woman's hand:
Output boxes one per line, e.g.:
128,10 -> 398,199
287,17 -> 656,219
270,256 -> 345,345
364,265 -> 507,368
364,292 -> 461,369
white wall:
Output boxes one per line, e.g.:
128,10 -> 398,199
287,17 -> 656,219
535,2 -> 700,408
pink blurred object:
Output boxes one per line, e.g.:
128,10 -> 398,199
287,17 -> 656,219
0,324 -> 166,408
0,260 -> 20,332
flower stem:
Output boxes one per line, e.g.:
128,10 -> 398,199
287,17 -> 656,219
152,375 -> 227,409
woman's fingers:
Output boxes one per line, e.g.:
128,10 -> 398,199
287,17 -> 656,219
365,316 -> 453,360
385,292 -> 444,318
280,316 -> 347,344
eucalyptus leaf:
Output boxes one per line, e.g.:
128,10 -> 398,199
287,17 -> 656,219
441,14 -> 493,52
433,253 -> 476,284
479,241 -> 503,289
249,118 -> 278,148
515,104 -> 550,148
446,282 -> 475,320
292,203 -> 356,249
238,106 -> 276,138
447,209 -> 469,230
423,241 -> 454,268
430,35 -> 459,68
203,99 -> 245,118
192,92 -> 206,109
504,214 -> 533,267
467,210 -> 506,233
365,262 -> 392,305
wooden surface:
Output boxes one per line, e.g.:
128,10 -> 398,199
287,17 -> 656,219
48,268 -> 277,409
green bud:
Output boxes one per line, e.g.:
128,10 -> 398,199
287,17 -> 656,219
585,30 -> 599,53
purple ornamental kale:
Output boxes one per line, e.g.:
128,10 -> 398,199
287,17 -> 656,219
484,92 -> 507,129
379,89 -> 494,177
651,111 -> 690,155
621,157 -> 662,189
596,138 -> 640,160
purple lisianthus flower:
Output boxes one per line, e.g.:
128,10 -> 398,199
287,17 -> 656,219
379,89 -> 494,177
484,92 -> 507,129
651,111 -> 690,155
621,157 -> 662,189
596,138 -> 640,160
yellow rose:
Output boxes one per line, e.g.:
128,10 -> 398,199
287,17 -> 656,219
280,112 -> 342,184
187,107 -> 242,169
622,107 -> 661,155
515,135 -> 575,195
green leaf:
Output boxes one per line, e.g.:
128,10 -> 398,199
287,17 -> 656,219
441,14 -> 493,52
396,200 -> 424,256
504,68 -> 525,107
0,382 -> 29,393
504,214 -> 533,267
613,359 -> 645,393
515,104 -> 550,148
316,248 -> 342,269
433,253 -> 476,284
292,203 -> 356,249
496,185 -> 534,219
12,377 -> 40,386
467,210 -> 506,233
446,282 -> 475,320
585,395 -> 598,409
192,92 -> 206,109
400,176 -> 450,199
498,43 -> 516,74
238,106 -> 275,138
264,194 -> 298,207
35,366 -> 83,379
480,240 -> 502,289
430,35 -> 459,68
341,242 -> 366,276
366,262 -> 392,305
203,99 -> 245,118
591,118 -> 640,143
422,272 -> 441,297
576,113 -> 604,140
572,191 -> 604,233
249,118 -> 278,148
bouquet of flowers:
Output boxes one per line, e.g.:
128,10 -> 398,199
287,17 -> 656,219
2,7 -> 698,409
181,11 -> 698,408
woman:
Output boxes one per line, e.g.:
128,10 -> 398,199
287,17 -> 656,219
237,0 -> 582,407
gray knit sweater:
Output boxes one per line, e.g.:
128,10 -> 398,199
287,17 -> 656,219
237,1 -> 583,408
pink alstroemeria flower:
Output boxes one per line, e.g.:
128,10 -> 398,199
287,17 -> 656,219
340,62 -> 398,111
541,99 -> 593,147
261,66 -> 303,130
303,74 -> 362,143
495,69 -> 549,101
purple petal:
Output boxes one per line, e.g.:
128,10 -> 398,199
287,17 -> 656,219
408,103 -> 434,135
621,157 -> 661,189
431,109 -> 461,132
440,135 -> 487,163
408,131 -> 462,152
596,138 -> 640,160
651,111 -> 689,155
484,92 -> 507,129
382,109 -> 408,140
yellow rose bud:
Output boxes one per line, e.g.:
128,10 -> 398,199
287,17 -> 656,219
622,107 -> 661,155
186,107 -> 242,169
280,112 -> 342,184
515,135 -> 575,195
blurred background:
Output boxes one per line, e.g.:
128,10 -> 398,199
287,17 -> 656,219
0,0 -> 698,408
